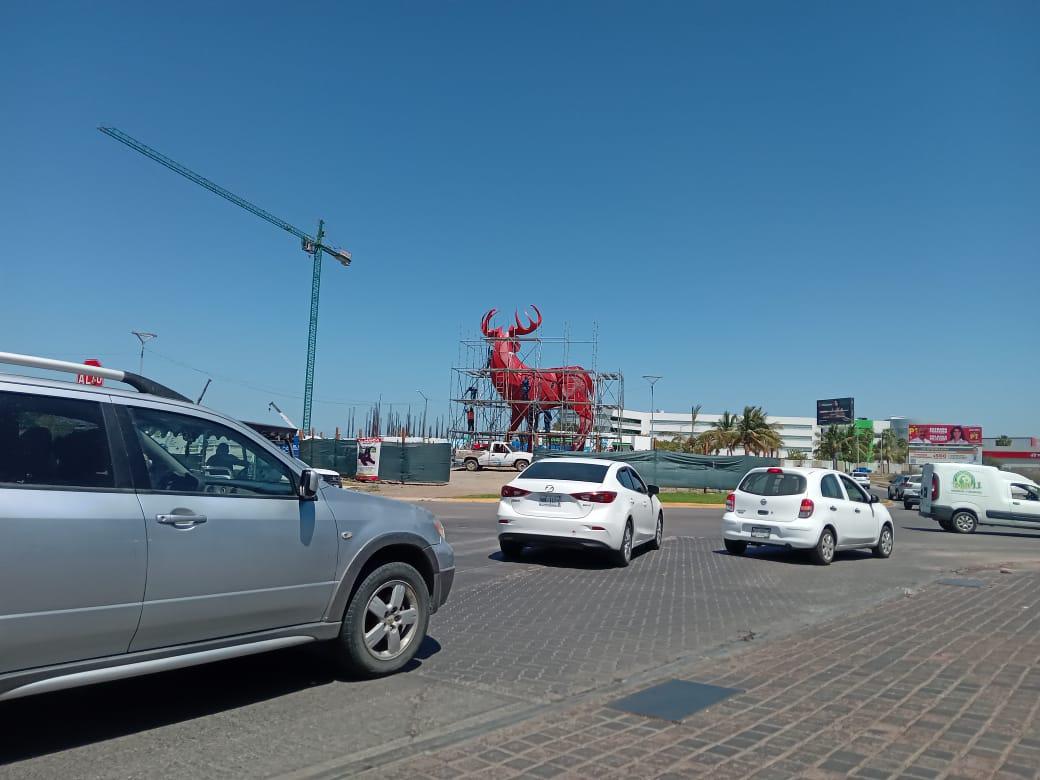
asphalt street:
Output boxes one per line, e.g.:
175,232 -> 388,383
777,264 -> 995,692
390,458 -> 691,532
3,491 -> 1040,779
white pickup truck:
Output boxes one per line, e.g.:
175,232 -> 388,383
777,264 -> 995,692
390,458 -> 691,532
456,442 -> 531,472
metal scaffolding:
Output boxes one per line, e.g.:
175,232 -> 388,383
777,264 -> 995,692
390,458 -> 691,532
447,322 -> 624,452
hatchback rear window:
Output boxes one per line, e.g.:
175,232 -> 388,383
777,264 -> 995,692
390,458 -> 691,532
520,461 -> 609,483
738,470 -> 807,496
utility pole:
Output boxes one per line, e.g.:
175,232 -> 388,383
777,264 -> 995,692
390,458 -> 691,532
131,331 -> 157,374
642,375 -> 662,450
417,390 -> 429,441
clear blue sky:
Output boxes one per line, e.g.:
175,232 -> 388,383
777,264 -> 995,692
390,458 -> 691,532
2,2 -> 1038,435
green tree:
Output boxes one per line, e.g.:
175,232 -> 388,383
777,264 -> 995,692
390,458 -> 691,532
786,448 -> 808,466
736,405 -> 783,456
711,410 -> 739,455
816,425 -> 854,469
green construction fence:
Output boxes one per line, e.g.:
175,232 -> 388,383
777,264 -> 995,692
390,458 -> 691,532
534,449 -> 778,490
299,439 -> 451,484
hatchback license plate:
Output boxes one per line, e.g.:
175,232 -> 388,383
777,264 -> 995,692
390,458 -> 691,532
751,526 -> 770,539
539,494 -> 561,507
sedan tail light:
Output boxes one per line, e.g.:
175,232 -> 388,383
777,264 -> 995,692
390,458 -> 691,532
570,491 -> 617,503
798,498 -> 815,518
725,492 -> 735,512
501,485 -> 530,498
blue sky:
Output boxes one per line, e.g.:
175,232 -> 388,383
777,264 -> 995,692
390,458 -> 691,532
2,2 -> 1038,435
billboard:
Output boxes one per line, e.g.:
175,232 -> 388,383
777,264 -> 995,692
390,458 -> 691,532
907,424 -> 982,446
816,397 -> 854,426
909,447 -> 981,466
356,437 -> 382,482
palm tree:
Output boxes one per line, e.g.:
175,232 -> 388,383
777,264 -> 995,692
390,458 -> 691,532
878,429 -> 906,471
711,411 -> 739,455
736,405 -> 782,456
816,425 -> 855,469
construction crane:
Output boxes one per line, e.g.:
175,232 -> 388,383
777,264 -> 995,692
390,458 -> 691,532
268,401 -> 298,430
99,126 -> 352,434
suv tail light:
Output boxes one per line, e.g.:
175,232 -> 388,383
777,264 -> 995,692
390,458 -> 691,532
725,492 -> 735,512
571,491 -> 617,504
931,474 -> 939,501
501,485 -> 530,498
798,498 -> 815,518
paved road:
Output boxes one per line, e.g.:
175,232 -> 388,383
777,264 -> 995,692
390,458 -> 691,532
3,495 -> 1040,778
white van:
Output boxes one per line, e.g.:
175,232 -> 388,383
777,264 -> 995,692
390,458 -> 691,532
920,463 -> 1040,534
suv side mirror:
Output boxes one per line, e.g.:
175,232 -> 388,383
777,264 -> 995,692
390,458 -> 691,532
870,494 -> 879,504
298,469 -> 321,500
647,484 -> 660,497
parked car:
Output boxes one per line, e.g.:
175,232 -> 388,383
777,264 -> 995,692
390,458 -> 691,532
496,457 -> 663,566
851,471 -> 872,490
920,463 -> 1040,534
722,466 -> 894,565
887,474 -> 913,500
455,441 -> 531,471
901,476 -> 923,509
0,352 -> 454,701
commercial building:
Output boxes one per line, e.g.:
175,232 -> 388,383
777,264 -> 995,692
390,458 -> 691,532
609,409 -> 816,456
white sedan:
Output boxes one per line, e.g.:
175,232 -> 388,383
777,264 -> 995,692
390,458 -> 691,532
497,458 -> 664,566
722,466 -> 894,565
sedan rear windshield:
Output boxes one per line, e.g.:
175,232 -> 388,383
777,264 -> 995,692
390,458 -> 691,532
739,471 -> 807,496
520,461 -> 609,483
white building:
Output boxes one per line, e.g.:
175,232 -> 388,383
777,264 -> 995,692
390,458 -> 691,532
608,409 -> 816,456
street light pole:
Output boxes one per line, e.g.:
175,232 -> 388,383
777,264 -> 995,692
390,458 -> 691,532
417,390 -> 429,441
131,331 -> 157,374
642,375 -> 662,450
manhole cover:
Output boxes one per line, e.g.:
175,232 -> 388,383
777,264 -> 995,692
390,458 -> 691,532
937,577 -> 985,588
608,679 -> 742,722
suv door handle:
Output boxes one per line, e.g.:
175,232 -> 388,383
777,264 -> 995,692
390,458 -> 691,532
157,513 -> 207,527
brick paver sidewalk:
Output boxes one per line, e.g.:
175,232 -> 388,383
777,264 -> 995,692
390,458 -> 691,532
369,568 -> 1040,780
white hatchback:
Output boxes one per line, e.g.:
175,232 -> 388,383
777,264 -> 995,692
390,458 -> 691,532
722,466 -> 894,565
497,458 -> 664,566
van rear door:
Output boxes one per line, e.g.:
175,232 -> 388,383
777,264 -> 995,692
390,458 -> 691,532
919,464 -> 935,516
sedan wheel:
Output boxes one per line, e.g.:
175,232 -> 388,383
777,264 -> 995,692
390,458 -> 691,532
614,522 -> 633,567
873,524 -> 893,558
649,513 -> 664,551
810,528 -> 836,565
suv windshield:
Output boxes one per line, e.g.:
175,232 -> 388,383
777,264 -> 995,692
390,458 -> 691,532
520,461 -> 609,483
739,470 -> 807,496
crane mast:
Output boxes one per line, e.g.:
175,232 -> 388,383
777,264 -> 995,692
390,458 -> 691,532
99,127 -> 351,434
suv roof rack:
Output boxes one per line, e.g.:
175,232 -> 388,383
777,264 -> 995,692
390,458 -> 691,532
0,351 -> 192,403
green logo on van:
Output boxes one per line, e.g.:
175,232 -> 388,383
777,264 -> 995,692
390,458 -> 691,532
952,470 -> 979,491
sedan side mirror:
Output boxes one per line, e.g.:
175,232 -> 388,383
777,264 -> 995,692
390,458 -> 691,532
647,484 -> 660,497
870,494 -> 879,504
298,469 -> 321,500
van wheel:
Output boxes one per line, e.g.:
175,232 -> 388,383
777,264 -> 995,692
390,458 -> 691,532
938,519 -> 953,532
724,539 -> 747,556
873,524 -> 894,558
337,562 -> 429,676
464,459 -> 479,472
810,527 -> 836,565
952,511 -> 977,534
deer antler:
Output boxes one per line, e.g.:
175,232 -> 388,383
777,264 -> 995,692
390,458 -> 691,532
481,308 -> 498,337
513,305 -> 542,336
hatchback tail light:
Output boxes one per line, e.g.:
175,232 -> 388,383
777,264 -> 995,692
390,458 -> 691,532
931,474 -> 939,501
767,467 -> 783,474
798,498 -> 815,518
571,491 -> 617,503
725,492 -> 735,512
501,485 -> 530,498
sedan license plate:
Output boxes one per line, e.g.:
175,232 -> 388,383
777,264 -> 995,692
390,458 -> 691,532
751,526 -> 771,539
539,493 -> 561,507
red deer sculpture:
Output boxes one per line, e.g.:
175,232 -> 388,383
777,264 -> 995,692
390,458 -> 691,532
481,305 -> 595,451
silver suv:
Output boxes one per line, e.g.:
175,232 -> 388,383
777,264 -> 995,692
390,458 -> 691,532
0,352 -> 454,701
